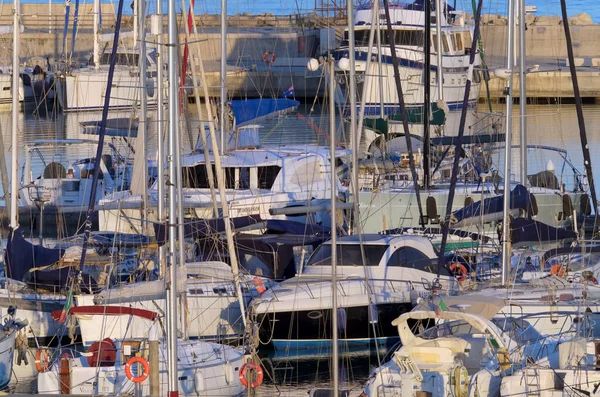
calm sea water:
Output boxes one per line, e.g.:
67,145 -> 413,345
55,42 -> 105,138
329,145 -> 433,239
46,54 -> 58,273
17,0 -> 600,22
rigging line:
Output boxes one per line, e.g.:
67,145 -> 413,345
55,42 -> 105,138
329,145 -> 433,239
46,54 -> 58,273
76,0 -> 125,276
381,0 -> 425,229
437,0 -> 484,277
559,0 -> 599,235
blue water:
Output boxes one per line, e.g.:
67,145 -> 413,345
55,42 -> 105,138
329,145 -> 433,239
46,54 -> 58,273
16,0 -> 600,23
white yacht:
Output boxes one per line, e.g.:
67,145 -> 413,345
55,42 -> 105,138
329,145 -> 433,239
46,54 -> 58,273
249,234 -> 456,350
333,0 -> 481,116
56,46 -> 162,112
98,128 -> 345,235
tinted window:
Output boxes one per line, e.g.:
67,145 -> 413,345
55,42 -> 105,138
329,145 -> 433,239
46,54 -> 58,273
388,247 -> 436,273
257,166 -> 281,189
182,164 -> 215,189
345,29 -> 424,48
305,244 -> 388,267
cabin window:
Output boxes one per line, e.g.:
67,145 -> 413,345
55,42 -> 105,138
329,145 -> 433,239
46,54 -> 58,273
432,33 -> 450,54
388,247 -> 435,273
183,164 -> 214,188
451,33 -> 463,52
239,167 -> 250,189
305,244 -> 388,267
346,30 -> 424,48
257,166 -> 281,189
100,52 -> 140,66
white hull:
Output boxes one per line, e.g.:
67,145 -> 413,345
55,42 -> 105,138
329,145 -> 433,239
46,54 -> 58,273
57,68 -> 160,112
37,339 -> 246,396
0,331 -> 16,389
0,284 -> 65,341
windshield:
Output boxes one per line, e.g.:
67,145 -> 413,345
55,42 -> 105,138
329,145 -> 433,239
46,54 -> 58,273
305,244 -> 388,267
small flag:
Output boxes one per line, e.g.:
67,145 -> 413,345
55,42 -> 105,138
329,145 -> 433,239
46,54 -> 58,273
436,297 -> 448,315
58,290 -> 73,324
283,85 -> 295,98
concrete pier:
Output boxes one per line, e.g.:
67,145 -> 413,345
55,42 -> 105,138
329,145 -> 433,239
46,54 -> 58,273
0,4 -> 598,101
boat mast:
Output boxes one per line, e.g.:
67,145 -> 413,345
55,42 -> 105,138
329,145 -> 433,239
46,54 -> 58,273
166,0 -> 180,389
382,0 -> 425,228
501,0 -> 516,286
435,0 -> 444,106
219,0 -> 227,154
437,0 -> 483,275
328,55 -> 339,397
10,0 -> 19,229
559,0 -> 598,227
92,0 -> 99,68
155,0 -> 165,272
137,0 -> 148,235
518,0 -> 526,184
423,0 -> 431,189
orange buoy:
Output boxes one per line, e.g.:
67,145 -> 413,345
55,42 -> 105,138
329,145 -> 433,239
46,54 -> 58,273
239,362 -> 264,389
125,356 -> 150,383
449,263 -> 468,282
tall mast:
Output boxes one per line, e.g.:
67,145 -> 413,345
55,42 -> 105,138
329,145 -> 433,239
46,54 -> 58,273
518,0 -> 526,184
93,0 -> 99,68
559,0 -> 598,227
501,0 -> 516,286
219,0 -> 227,154
167,0 -> 180,390
423,0 -> 431,189
435,0 -> 444,105
10,0 -> 19,229
155,0 -> 165,272
328,56 -> 339,397
137,0 -> 148,235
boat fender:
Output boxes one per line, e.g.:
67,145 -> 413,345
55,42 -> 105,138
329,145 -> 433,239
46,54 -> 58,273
263,51 -> 276,64
253,277 -> 267,295
550,264 -> 565,278
15,330 -> 28,366
239,361 -> 264,388
125,356 -> 150,383
194,371 -> 206,394
59,355 -> 71,394
449,263 -> 468,282
224,362 -> 234,385
35,348 -> 51,373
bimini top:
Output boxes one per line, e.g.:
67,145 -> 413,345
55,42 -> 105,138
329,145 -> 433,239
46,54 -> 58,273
392,310 -> 508,349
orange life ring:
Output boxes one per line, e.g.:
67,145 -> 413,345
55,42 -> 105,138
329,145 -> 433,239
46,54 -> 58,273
253,277 -> 266,295
263,51 -> 276,64
449,263 -> 468,282
550,264 -> 565,278
125,356 -> 150,383
35,348 -> 51,373
239,362 -> 264,389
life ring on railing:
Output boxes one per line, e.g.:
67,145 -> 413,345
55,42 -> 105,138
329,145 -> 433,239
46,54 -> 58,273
449,263 -> 468,282
239,362 -> 264,389
550,264 -> 565,278
35,348 -> 51,373
125,356 -> 150,383
263,51 -> 276,64
591,276 -> 598,285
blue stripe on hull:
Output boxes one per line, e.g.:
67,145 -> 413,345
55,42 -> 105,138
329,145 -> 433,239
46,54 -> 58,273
271,335 -> 399,351
355,100 -> 478,117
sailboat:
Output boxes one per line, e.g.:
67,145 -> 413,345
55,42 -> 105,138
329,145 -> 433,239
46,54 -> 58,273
55,0 -> 163,112
37,0 -> 249,394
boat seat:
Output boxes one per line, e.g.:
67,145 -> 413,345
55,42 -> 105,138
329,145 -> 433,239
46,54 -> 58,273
418,337 -> 471,355
399,345 -> 455,366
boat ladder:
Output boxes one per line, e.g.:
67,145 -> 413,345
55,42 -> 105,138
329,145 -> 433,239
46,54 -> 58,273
524,366 -> 541,397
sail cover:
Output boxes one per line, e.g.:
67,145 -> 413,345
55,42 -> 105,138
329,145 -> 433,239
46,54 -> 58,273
449,184 -> 533,227
5,227 -> 64,281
